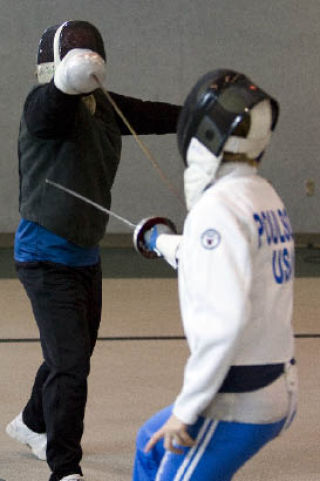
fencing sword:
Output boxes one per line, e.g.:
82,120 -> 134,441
45,178 -> 176,258
91,75 -> 185,207
46,178 -> 136,229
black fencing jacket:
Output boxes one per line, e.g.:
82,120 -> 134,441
18,81 -> 181,247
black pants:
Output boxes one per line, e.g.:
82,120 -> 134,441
16,260 -> 102,481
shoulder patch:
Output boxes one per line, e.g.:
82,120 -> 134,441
201,229 -> 221,249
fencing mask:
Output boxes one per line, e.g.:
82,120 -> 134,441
177,69 -> 279,209
36,20 -> 106,84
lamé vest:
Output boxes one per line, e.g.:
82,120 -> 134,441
18,89 -> 122,247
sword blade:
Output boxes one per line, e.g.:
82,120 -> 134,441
45,179 -> 136,229
92,75 -> 184,207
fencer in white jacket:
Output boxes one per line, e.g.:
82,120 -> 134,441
133,70 -> 298,481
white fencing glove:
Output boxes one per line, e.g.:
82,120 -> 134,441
155,233 -> 182,269
54,48 -> 106,95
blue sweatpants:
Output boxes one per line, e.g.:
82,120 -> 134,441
133,405 -> 286,481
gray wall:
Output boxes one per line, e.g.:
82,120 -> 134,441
0,0 -> 319,235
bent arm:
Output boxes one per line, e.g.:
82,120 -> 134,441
173,200 -> 252,424
24,82 -> 79,138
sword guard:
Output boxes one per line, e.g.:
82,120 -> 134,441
133,216 -> 177,259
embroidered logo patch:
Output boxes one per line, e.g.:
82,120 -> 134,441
201,229 -> 221,249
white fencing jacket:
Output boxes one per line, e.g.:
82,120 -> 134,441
157,163 -> 297,425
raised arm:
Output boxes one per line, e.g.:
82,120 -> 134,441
109,92 -> 181,135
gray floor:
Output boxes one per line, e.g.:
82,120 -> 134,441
0,248 -> 319,480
